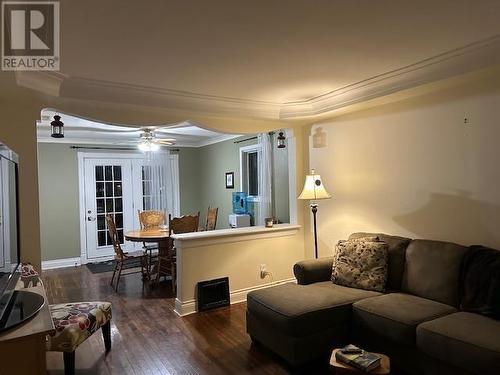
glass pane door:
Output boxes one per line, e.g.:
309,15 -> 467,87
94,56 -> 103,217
84,159 -> 134,259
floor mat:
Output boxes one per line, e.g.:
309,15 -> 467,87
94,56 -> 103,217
85,259 -> 143,274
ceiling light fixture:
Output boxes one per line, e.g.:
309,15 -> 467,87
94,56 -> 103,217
138,141 -> 160,152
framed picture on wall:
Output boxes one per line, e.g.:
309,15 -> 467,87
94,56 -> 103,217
225,172 -> 234,189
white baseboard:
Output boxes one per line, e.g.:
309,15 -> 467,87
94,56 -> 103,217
42,257 -> 81,270
174,277 -> 296,317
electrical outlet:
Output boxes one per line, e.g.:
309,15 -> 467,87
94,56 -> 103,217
260,264 -> 267,279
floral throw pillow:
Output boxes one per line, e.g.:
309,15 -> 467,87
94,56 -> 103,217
331,239 -> 389,292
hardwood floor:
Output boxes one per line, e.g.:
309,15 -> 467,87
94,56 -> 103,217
43,266 -> 328,375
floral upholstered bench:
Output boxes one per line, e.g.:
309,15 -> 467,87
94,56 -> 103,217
47,302 -> 112,375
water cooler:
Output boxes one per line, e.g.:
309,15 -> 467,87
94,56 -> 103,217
229,192 -> 251,228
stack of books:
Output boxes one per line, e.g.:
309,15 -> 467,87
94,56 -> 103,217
335,344 -> 382,372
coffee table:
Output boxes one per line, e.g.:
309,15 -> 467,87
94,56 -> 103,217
329,349 -> 390,374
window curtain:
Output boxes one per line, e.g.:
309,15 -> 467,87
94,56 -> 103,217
257,133 -> 272,226
143,149 -> 178,217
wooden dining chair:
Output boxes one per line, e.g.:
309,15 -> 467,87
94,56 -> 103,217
137,210 -> 166,274
155,212 -> 200,291
138,210 -> 166,230
106,214 -> 147,291
205,206 -> 218,231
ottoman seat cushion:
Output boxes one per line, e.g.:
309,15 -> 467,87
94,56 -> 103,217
353,293 -> 456,345
247,281 -> 381,337
417,312 -> 500,375
47,301 -> 112,352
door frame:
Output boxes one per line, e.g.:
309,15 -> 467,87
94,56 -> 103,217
77,151 -> 180,264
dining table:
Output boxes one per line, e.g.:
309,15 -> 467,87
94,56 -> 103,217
124,229 -> 172,280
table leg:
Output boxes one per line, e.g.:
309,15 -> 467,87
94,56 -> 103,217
149,241 -> 167,283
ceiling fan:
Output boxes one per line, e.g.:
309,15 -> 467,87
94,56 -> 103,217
136,128 -> 176,152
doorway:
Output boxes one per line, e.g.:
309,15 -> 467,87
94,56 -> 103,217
78,152 -> 179,263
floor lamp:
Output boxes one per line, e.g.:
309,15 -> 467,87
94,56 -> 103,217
298,170 -> 331,259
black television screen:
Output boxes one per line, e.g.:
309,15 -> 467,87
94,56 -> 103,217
0,144 -> 20,323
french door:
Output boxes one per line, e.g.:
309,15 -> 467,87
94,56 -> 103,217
79,153 -> 180,262
83,158 -> 138,260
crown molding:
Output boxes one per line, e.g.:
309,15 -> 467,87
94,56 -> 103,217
63,77 -> 283,120
279,35 -> 500,119
15,71 -> 67,97
16,35 -> 500,120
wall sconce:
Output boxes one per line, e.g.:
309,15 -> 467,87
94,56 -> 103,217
50,115 -> 64,138
277,131 -> 286,148
312,127 -> 327,148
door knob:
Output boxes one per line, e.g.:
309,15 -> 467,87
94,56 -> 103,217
87,216 -> 96,221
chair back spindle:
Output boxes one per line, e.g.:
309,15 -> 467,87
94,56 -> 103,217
105,214 -> 125,260
138,210 -> 166,230
169,212 -> 200,235
205,207 -> 218,231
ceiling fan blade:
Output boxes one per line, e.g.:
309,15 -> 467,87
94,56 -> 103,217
155,139 -> 175,145
111,140 -> 139,145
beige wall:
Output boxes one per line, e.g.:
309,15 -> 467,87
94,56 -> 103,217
177,227 -> 303,311
309,70 -> 500,257
0,78 -> 42,269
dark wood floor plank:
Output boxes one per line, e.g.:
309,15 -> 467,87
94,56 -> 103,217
42,266 -> 326,374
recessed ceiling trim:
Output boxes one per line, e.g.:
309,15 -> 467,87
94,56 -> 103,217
18,35 -> 500,120
195,134 -> 241,148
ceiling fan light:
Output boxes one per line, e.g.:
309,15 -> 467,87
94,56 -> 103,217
138,142 -> 150,152
138,141 -> 160,152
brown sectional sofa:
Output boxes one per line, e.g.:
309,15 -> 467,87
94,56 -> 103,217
246,233 -> 500,375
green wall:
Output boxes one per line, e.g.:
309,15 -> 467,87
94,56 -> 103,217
196,134 -> 289,229
38,143 -> 81,261
38,136 -> 290,261
37,144 -> 200,261
178,147 -> 201,216
197,137 -> 256,229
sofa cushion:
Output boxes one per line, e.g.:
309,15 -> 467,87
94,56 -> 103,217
331,239 -> 389,292
353,293 -> 456,345
417,312 -> 500,375
460,245 -> 500,319
349,232 -> 411,291
247,281 -> 381,337
401,239 -> 468,306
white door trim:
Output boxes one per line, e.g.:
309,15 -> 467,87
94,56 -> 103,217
237,130 -> 297,225
77,151 -> 180,264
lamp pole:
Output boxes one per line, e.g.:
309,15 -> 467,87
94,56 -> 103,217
298,169 -> 331,259
311,203 -> 318,259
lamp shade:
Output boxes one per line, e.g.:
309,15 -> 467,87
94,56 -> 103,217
298,170 -> 331,200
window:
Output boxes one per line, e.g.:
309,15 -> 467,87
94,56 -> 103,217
240,145 -> 261,198
142,165 -> 152,209
247,151 -> 258,196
